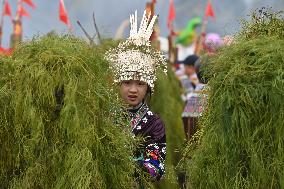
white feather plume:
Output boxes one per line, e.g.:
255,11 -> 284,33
129,10 -> 157,45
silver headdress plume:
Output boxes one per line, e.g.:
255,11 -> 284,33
129,10 -> 157,46
105,10 -> 167,89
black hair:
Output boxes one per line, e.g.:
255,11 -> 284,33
183,54 -> 199,67
195,58 -> 209,84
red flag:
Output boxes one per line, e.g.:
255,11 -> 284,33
205,0 -> 215,18
18,5 -> 30,18
4,0 -> 12,17
0,47 -> 13,56
167,0 -> 175,30
22,0 -> 36,9
59,0 -> 71,28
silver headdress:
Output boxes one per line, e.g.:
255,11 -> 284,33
105,10 -> 167,89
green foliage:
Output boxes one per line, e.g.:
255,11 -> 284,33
150,67 -> 185,189
0,35 -> 136,189
239,7 -> 284,40
0,34 -> 186,188
184,10 -> 284,188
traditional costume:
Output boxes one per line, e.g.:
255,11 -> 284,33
105,10 -> 167,180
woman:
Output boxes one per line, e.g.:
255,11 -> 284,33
105,10 -> 167,181
180,54 -> 199,140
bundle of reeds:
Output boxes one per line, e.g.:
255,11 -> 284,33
0,34 -> 136,189
151,69 -> 185,189
184,9 -> 284,189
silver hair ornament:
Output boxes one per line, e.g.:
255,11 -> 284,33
105,10 -> 167,89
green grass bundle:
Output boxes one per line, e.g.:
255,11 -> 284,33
184,9 -> 284,189
150,68 -> 185,189
0,35 -> 136,189
239,8 -> 284,40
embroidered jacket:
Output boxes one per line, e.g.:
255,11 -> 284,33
128,103 -> 166,180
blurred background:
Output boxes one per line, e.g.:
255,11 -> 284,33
1,0 -> 284,48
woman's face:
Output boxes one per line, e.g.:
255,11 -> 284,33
120,80 -> 148,107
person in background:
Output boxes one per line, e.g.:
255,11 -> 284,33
179,55 -> 199,100
179,54 -> 200,140
203,33 -> 223,55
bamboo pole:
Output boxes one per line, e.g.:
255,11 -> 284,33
194,17 -> 207,55
92,12 -> 101,44
146,2 -> 155,42
10,0 -> 22,48
146,1 -> 160,51
77,20 -> 95,45
0,0 -> 5,46
194,0 -> 210,56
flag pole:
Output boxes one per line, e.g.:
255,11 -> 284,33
16,0 -> 22,21
194,0 -> 210,56
146,2 -> 155,42
0,0 -> 6,46
146,1 -> 160,51
194,14 -> 208,56
10,0 -> 22,48
167,0 -> 177,64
